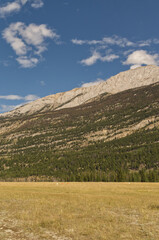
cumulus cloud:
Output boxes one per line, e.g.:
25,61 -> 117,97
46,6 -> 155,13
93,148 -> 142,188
72,35 -> 133,67
80,51 -> 119,66
3,22 -> 59,68
72,35 -> 159,67
0,1 -> 22,17
81,51 -> 101,66
81,79 -> 104,88
0,0 -> 44,18
123,50 -> 159,68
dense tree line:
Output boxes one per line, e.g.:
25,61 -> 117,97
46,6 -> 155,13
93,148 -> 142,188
0,128 -> 159,182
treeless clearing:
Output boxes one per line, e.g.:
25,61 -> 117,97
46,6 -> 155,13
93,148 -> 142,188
0,182 -> 159,240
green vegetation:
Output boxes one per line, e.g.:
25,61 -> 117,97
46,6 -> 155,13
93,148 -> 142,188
0,83 -> 159,181
0,128 -> 159,182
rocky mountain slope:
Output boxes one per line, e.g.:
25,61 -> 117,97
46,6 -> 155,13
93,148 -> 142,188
1,65 -> 159,118
0,73 -> 159,181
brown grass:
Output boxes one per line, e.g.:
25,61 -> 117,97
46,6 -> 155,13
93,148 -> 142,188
0,182 -> 159,240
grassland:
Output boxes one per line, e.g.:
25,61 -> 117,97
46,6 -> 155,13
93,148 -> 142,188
0,183 -> 159,240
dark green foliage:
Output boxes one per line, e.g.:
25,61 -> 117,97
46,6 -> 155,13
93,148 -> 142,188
0,128 -> 159,182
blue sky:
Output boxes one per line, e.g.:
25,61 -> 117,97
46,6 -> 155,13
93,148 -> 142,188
1,0 -> 159,112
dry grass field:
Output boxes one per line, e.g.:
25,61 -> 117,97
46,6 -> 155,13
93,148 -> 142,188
0,183 -> 159,240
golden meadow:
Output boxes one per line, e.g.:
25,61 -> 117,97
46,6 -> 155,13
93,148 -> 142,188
0,182 -> 159,240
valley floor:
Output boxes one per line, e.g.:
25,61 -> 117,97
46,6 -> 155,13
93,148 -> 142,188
0,183 -> 159,240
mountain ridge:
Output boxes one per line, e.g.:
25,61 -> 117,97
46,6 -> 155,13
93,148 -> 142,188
1,65 -> 159,118
0,79 -> 159,181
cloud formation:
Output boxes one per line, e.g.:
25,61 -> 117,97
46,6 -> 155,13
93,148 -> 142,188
81,79 -> 104,88
80,51 -> 119,66
72,36 -> 134,47
0,0 -> 44,18
123,50 -> 159,69
72,35 -> 159,68
0,1 -> 23,17
0,94 -> 39,101
0,104 -> 19,113
72,36 -> 134,67
3,22 -> 59,68
31,0 -> 44,8
0,94 -> 39,113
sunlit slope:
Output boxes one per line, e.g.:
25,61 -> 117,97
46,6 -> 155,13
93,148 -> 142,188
0,81 -> 158,181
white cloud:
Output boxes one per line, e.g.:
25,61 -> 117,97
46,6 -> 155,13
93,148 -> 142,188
0,95 -> 22,100
24,94 -> 39,101
72,35 -> 133,67
72,39 -> 86,45
0,94 -> 39,113
72,35 -> 159,67
138,40 -> 152,47
31,0 -> 44,8
0,104 -> 19,113
123,50 -> 159,68
72,36 -> 159,48
0,94 -> 39,101
20,0 -> 28,4
16,56 -> 39,68
72,36 -> 134,47
101,54 -> 119,62
3,22 -> 59,68
20,23 -> 57,45
0,0 -> 44,18
81,51 -> 101,66
0,1 -> 21,17
102,36 -> 134,47
130,65 -> 141,69
81,79 -> 104,88
123,49 -> 134,56
153,39 -> 159,44
35,45 -> 47,55
3,22 -> 27,55
80,51 -> 119,66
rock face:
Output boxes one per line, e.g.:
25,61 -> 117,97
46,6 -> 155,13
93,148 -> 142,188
1,65 -> 159,117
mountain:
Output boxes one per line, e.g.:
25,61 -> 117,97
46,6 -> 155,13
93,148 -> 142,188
1,65 -> 159,118
0,65 -> 159,182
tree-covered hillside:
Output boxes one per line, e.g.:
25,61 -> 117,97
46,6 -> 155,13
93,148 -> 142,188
0,82 -> 159,181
